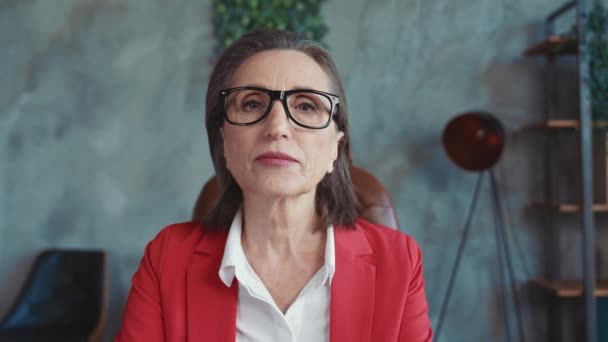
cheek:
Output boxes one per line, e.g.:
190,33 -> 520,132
302,138 -> 338,175
223,142 -> 235,171
222,129 -> 251,171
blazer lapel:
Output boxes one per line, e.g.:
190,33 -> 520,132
330,224 -> 376,342
186,231 -> 237,342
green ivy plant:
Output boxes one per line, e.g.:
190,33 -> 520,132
586,0 -> 608,121
212,0 -> 329,51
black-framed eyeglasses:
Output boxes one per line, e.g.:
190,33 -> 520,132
219,86 -> 340,129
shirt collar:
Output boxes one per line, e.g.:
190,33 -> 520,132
218,209 -> 336,287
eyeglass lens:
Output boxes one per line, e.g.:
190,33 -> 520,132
225,89 -> 332,128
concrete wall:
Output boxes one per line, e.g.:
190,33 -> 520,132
1,0 -> 605,340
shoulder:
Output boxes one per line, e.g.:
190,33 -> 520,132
354,218 -> 423,269
355,219 -> 421,252
148,221 -> 204,251
142,221 -> 210,277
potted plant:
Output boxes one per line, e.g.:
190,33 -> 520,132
586,0 -> 608,122
551,1 -> 608,121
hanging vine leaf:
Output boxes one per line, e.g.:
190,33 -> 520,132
212,0 -> 329,53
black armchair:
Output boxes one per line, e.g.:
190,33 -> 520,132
0,249 -> 108,342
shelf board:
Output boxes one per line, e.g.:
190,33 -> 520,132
523,119 -> 608,130
531,279 -> 608,298
531,202 -> 608,213
524,35 -> 578,56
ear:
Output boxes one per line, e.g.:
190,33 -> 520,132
334,131 -> 344,159
327,131 -> 345,174
220,128 -> 226,152
220,128 -> 230,169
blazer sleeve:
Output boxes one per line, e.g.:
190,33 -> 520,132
398,235 -> 434,342
115,229 -> 169,342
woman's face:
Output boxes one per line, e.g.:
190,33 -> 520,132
220,49 -> 344,199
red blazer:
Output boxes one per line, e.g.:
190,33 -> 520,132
115,219 -> 433,342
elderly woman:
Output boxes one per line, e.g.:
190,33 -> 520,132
116,29 -> 432,342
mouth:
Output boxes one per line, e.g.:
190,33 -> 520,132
255,152 -> 299,166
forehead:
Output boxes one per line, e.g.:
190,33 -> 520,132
230,49 -> 332,92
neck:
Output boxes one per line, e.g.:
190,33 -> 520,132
240,191 -> 325,257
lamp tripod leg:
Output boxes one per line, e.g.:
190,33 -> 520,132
490,169 -> 526,342
435,173 -> 485,341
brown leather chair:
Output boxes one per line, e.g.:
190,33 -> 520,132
192,165 -> 400,230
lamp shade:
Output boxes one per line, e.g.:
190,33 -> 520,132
442,111 -> 505,172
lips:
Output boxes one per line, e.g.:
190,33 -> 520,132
255,152 -> 299,165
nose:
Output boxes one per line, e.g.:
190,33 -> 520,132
263,99 -> 292,139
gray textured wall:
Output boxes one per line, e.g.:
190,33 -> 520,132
1,0 -> 605,341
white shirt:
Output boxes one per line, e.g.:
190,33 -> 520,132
218,209 -> 336,342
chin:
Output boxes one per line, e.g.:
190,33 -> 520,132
243,177 -> 315,198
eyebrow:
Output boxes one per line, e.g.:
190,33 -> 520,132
237,83 -> 328,92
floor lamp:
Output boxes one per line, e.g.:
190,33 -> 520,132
434,112 -> 526,342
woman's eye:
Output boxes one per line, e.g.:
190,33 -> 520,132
242,100 -> 262,111
296,102 -> 317,112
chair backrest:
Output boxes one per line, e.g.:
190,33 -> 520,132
0,249 -> 107,341
192,165 -> 400,229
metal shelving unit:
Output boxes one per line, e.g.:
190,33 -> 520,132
523,1 -> 599,341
